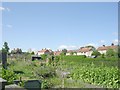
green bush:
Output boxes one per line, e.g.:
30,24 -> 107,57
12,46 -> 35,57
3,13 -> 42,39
41,80 -> 53,89
54,56 -> 60,63
34,66 -> 56,79
41,54 -> 47,60
2,68 -> 18,84
18,80 -> 25,87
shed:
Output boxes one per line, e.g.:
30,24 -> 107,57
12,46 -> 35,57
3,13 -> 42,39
31,55 -> 41,61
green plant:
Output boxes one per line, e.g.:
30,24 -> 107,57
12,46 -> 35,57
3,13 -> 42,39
41,54 -> 47,60
70,64 -> 119,88
54,56 -> 60,63
18,80 -> 25,87
2,68 -> 18,84
34,66 -> 56,79
41,80 -> 53,89
6,54 -> 119,88
2,42 -> 10,53
106,49 -> 116,57
92,50 -> 101,57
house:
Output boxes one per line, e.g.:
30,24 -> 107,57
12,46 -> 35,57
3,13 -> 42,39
54,50 -> 62,56
49,49 -> 54,55
66,50 -> 77,56
37,48 -> 50,55
77,47 -> 93,57
66,50 -> 72,56
97,43 -> 118,55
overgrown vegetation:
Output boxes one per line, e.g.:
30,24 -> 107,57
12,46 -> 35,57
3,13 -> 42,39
0,43 -> 119,88
2,68 -> 18,84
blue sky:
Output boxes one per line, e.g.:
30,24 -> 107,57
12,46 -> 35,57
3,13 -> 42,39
1,2 -> 118,51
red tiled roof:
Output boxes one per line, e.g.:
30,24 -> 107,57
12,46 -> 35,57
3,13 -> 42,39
97,45 -> 118,51
66,50 -> 79,53
79,48 -> 92,53
67,50 -> 73,53
38,49 -> 50,53
54,51 -> 62,55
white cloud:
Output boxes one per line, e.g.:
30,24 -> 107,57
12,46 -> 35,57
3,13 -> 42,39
6,25 -> 12,28
112,39 -> 118,45
58,45 -> 79,50
0,7 -> 10,11
99,40 -> 105,43
0,7 -> 5,11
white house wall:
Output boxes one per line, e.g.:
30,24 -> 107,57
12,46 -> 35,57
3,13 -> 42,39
38,52 -> 44,55
85,51 -> 93,57
98,50 -> 106,55
66,53 -> 70,56
77,51 -> 93,57
77,52 -> 84,56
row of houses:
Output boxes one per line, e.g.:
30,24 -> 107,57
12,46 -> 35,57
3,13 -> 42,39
35,43 -> 118,57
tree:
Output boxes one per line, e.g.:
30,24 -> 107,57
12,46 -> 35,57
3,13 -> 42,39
16,48 -> 22,54
118,46 -> 120,58
62,49 -> 67,55
41,54 -> 47,60
2,48 -> 7,54
101,54 -> 105,58
60,52 -> 65,56
106,49 -> 115,57
31,51 -> 35,55
11,50 -> 15,54
92,50 -> 101,57
18,49 -> 22,54
11,48 -> 22,54
70,52 -> 74,55
2,42 -> 9,53
74,51 -> 77,55
85,45 -> 96,51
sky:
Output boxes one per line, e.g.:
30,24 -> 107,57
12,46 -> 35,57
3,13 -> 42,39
0,2 -> 118,51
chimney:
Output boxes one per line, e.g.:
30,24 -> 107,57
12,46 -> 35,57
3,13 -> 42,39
111,43 -> 114,46
103,45 -> 105,47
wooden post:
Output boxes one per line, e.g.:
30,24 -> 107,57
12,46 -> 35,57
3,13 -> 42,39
2,52 -> 7,69
0,52 -> 2,64
20,77 -> 22,82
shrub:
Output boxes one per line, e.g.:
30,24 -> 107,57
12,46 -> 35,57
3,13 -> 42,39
55,56 -> 60,63
106,49 -> 117,58
41,80 -> 53,89
92,50 -> 101,57
34,66 -> 56,79
18,80 -> 25,87
2,68 -> 18,84
41,54 -> 47,60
